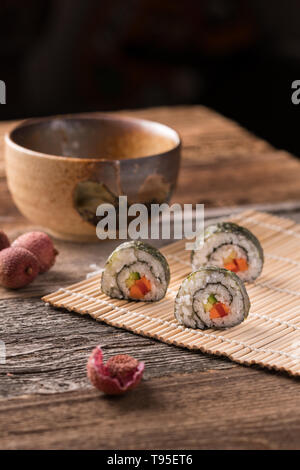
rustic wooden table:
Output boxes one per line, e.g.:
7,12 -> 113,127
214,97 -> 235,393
1,106 -> 300,450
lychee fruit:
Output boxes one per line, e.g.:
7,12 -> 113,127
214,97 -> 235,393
12,231 -> 58,273
0,231 -> 10,251
87,345 -> 145,395
0,247 -> 39,289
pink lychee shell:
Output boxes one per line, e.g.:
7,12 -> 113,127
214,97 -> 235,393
12,231 -> 58,273
0,246 -> 40,289
87,346 -> 145,395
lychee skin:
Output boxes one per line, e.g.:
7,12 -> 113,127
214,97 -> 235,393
87,346 -> 145,395
12,232 -> 58,273
0,247 -> 39,289
0,231 -> 10,251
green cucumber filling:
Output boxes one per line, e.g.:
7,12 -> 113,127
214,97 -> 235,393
204,294 -> 217,312
125,272 -> 140,288
208,294 -> 217,304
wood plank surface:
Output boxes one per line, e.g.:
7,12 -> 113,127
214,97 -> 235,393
1,367 -> 299,450
1,106 -> 300,450
0,297 -> 234,398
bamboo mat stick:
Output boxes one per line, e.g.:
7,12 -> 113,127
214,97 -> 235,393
43,210 -> 300,377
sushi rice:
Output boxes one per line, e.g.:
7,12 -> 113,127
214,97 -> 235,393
101,241 -> 170,301
174,267 -> 250,329
191,222 -> 264,282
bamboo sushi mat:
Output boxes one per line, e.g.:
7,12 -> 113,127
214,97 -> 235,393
43,210 -> 300,377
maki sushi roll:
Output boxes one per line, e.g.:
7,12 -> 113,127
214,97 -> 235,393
191,222 -> 264,282
174,267 -> 250,329
101,241 -> 170,301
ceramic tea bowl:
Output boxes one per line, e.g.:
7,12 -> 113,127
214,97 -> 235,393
5,113 -> 181,241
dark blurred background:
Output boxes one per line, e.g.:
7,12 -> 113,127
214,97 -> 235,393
1,0 -> 300,155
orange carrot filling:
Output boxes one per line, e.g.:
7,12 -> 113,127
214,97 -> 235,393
210,302 -> 229,319
129,275 -> 151,299
224,258 -> 248,273
224,262 -> 238,272
235,258 -> 248,271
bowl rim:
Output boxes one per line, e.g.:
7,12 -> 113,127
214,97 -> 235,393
5,112 -> 181,163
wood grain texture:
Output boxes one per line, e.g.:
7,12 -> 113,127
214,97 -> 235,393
1,107 -> 300,449
1,367 -> 299,450
120,106 -> 300,206
0,297 -> 234,399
